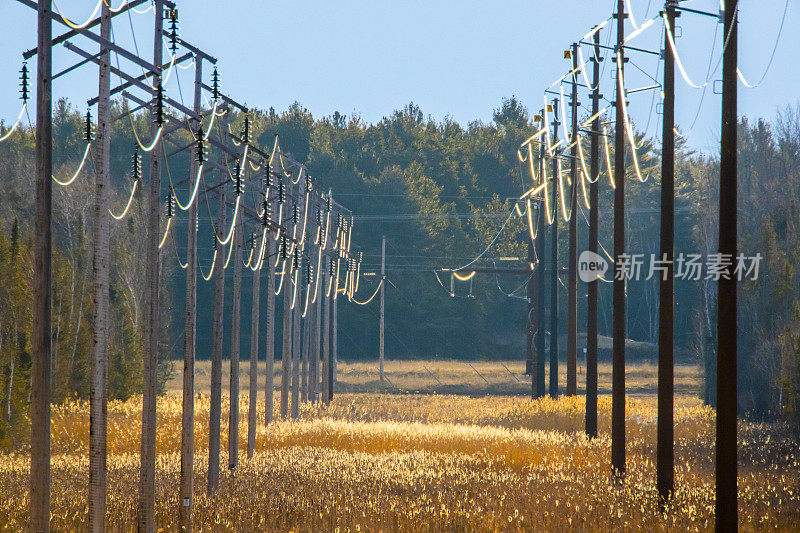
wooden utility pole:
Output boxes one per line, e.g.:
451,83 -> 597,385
89,2 -> 111,530
31,1 -> 53,530
265,229 -> 276,424
140,1 -> 163,528
657,0 -> 677,505
567,42 -> 579,397
302,222 -> 312,403
229,209 -> 243,471
322,259 -> 331,403
311,271 -> 322,402
586,29 -> 603,440
291,248 -> 301,419
281,235 -> 291,419
247,236 -> 261,459
380,235 -> 386,381
611,0 -> 627,477
716,1 -> 738,529
536,121 -> 547,398
301,289 -> 310,403
208,174 -> 226,494
549,98 -> 560,399
179,54 -> 203,533
332,279 -> 338,400
308,222 -> 318,403
526,228 -> 537,397
307,295 -> 315,402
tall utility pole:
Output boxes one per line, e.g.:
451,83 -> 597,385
611,0 -> 628,477
657,0 -> 677,505
586,29 -> 603,440
180,54 -> 203,532
248,236 -> 262,459
89,2 -> 111,530
566,42 -> 580,397
229,205 -> 243,471
140,1 -> 163,528
31,1 -> 53,530
380,235 -> 386,381
536,117 -> 547,398
549,98 -> 560,398
716,1 -> 738,529
208,172 -> 227,494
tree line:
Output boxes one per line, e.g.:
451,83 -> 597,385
0,97 -> 798,442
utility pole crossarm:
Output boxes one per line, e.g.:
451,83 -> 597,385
88,52 -> 194,106
21,0 -> 150,59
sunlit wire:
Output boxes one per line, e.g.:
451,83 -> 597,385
0,103 -> 27,143
52,143 -> 92,186
109,180 -> 138,220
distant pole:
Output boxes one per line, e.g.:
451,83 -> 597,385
526,229 -> 537,397
247,238 -> 261,459
301,289 -> 310,403
611,0 -> 627,477
310,218 -> 320,402
281,236 -> 291,419
291,252 -> 301,419
549,97 -> 560,399
332,280 -> 338,400
301,224 -> 311,403
536,120 -> 547,398
322,258 -> 331,403
657,0 -> 677,505
179,49 -> 203,533
265,218 -> 276,425
291,185 -> 303,419
208,172 -> 226,494
140,1 -> 163,527
31,0 -> 53,530
228,214 -> 243,471
380,235 -> 386,381
308,286 -> 317,403
89,2 -> 111,530
586,28 -> 603,440
312,273 -> 322,402
567,42 -> 580,397
716,1 -> 738,530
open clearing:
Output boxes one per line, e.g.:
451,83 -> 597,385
1,360 -> 797,530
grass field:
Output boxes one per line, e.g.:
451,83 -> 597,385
1,360 -> 798,531
168,358 -> 704,398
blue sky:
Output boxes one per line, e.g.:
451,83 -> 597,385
1,0 -> 797,154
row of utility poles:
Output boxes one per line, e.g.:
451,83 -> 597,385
523,0 -> 740,529
22,1 -> 354,531
19,0 -> 740,529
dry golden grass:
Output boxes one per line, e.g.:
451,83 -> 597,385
169,359 -> 703,398
1,362 -> 798,531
